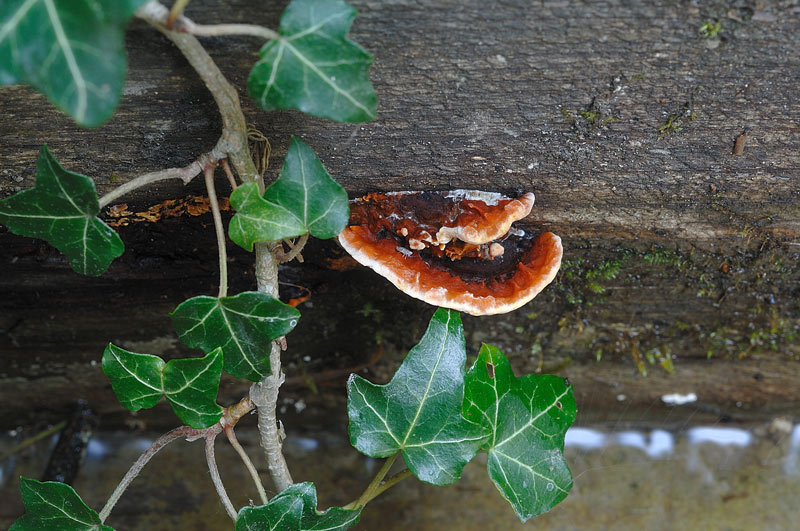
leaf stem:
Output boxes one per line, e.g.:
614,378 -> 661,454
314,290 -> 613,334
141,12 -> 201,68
99,426 -> 196,523
220,158 -> 238,190
204,166 -> 228,298
366,468 -> 413,501
224,424 -> 268,505
354,452 -> 398,509
166,0 -> 191,27
205,432 -> 237,521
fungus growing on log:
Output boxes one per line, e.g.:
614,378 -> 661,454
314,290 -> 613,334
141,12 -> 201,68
338,190 -> 562,316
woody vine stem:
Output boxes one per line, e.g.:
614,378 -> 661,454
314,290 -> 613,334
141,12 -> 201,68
99,2 -> 411,520
132,1 -> 294,497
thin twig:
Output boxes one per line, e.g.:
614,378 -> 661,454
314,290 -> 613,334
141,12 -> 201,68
204,166 -> 228,298
0,421 -> 66,462
205,433 -> 237,521
224,395 -> 256,425
224,425 -> 268,505
140,0 -> 279,41
98,153 -> 219,209
178,21 -> 280,41
220,158 -> 238,190
141,0 -> 279,41
99,426 -> 197,523
278,233 -> 308,264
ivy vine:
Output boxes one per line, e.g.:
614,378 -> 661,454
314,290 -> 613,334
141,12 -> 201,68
1,0 -> 575,529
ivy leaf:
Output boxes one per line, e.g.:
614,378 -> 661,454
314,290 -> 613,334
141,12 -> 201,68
248,0 -> 376,122
236,482 -> 361,531
229,137 -> 349,250
102,344 -> 224,428
171,292 -> 300,381
0,0 -> 148,126
347,308 -> 489,485
0,145 -> 123,276
101,344 -> 163,412
10,477 -> 114,531
228,182 -> 305,251
236,494 -> 303,531
463,344 -> 577,522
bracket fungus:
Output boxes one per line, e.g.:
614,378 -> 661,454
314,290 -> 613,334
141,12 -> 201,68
337,190 -> 562,316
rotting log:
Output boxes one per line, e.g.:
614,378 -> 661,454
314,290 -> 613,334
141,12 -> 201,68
1,0 -> 798,430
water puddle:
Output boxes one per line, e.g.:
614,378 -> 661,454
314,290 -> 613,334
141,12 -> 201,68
1,420 -> 798,529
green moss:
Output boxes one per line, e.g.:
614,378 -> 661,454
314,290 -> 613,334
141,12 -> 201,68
561,105 -> 619,129
642,248 -> 688,269
658,101 -> 697,135
699,21 -> 722,38
551,241 -> 799,371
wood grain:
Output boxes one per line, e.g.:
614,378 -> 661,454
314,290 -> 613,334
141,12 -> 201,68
0,0 -> 798,428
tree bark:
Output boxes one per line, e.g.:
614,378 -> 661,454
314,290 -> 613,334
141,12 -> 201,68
0,0 -> 798,429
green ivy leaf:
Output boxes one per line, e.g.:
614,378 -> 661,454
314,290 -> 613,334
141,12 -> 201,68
0,145 -> 123,276
102,344 -> 224,428
229,137 -> 349,250
101,344 -> 164,412
228,182 -> 305,251
463,344 -> 577,522
236,482 -> 360,531
0,0 -> 148,126
236,494 -> 303,531
347,308 -> 489,485
10,477 -> 114,531
171,292 -> 300,381
248,0 -> 376,122
162,351 -> 225,428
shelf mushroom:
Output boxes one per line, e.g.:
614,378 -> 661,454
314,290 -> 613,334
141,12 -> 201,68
337,190 -> 562,316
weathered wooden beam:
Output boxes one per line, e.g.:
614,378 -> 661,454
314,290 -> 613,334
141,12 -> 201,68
1,0 -> 798,428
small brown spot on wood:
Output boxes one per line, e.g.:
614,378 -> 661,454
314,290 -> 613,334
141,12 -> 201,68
732,132 -> 747,155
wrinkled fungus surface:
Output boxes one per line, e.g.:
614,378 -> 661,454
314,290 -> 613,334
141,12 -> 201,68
338,190 -> 562,315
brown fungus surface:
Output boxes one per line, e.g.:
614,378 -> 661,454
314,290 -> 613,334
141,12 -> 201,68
338,190 -> 562,316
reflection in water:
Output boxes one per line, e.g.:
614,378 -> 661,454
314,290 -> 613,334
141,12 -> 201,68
785,424 -> 800,476
686,426 -> 751,446
565,425 -> 760,458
